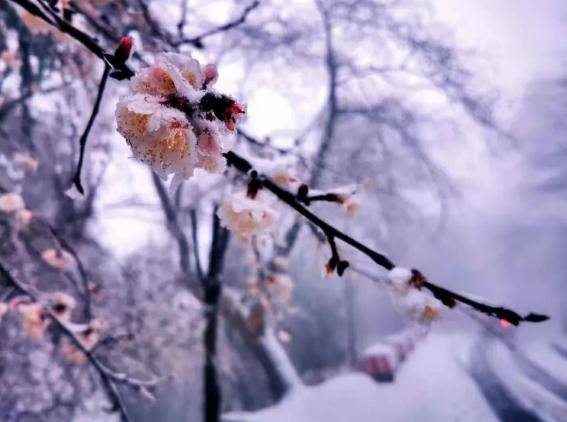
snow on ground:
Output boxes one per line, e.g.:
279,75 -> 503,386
224,332 -> 496,422
487,340 -> 567,422
525,338 -> 567,386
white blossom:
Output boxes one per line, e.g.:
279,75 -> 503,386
217,192 -> 278,237
389,288 -> 443,323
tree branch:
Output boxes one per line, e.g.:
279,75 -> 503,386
224,150 -> 549,326
72,64 -> 109,194
0,260 -> 167,422
179,1 -> 261,48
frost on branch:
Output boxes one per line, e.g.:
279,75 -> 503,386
387,267 -> 443,323
115,52 -> 245,186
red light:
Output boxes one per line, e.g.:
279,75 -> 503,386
500,319 -> 511,328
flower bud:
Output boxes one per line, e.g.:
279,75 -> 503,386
114,36 -> 134,64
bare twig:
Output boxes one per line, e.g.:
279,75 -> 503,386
72,64 -> 110,194
179,1 -> 261,48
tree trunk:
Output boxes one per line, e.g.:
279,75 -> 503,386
203,281 -> 222,422
221,288 -> 301,399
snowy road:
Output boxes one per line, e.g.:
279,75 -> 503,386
225,332 -> 498,422
225,331 -> 567,422
469,338 -> 541,422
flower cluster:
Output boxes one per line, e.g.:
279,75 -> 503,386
386,267 -> 443,323
8,293 -> 106,364
217,191 -> 278,238
116,53 -> 245,185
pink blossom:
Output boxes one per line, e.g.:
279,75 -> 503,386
41,249 -> 73,270
50,292 -> 76,321
17,302 -> 49,338
116,53 -> 242,183
0,193 -> 25,213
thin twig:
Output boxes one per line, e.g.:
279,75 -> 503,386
180,1 -> 261,47
72,64 -> 110,194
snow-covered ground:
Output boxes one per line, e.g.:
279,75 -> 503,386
224,332 -> 497,422
525,338 -> 567,386
487,339 -> 567,422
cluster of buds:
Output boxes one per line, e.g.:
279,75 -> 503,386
386,267 -> 443,323
115,52 -> 245,186
332,185 -> 360,217
8,293 -> 77,338
247,272 -> 294,304
7,292 -> 105,364
293,182 -> 360,218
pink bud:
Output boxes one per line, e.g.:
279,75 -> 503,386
223,103 -> 245,131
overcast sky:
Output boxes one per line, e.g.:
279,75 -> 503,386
434,0 -> 567,99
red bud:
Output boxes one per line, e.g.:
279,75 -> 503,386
114,36 -> 133,64
231,103 -> 245,115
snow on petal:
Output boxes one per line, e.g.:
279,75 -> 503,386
387,267 -> 413,288
389,287 -> 443,323
116,52 -> 243,183
218,192 -> 278,237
